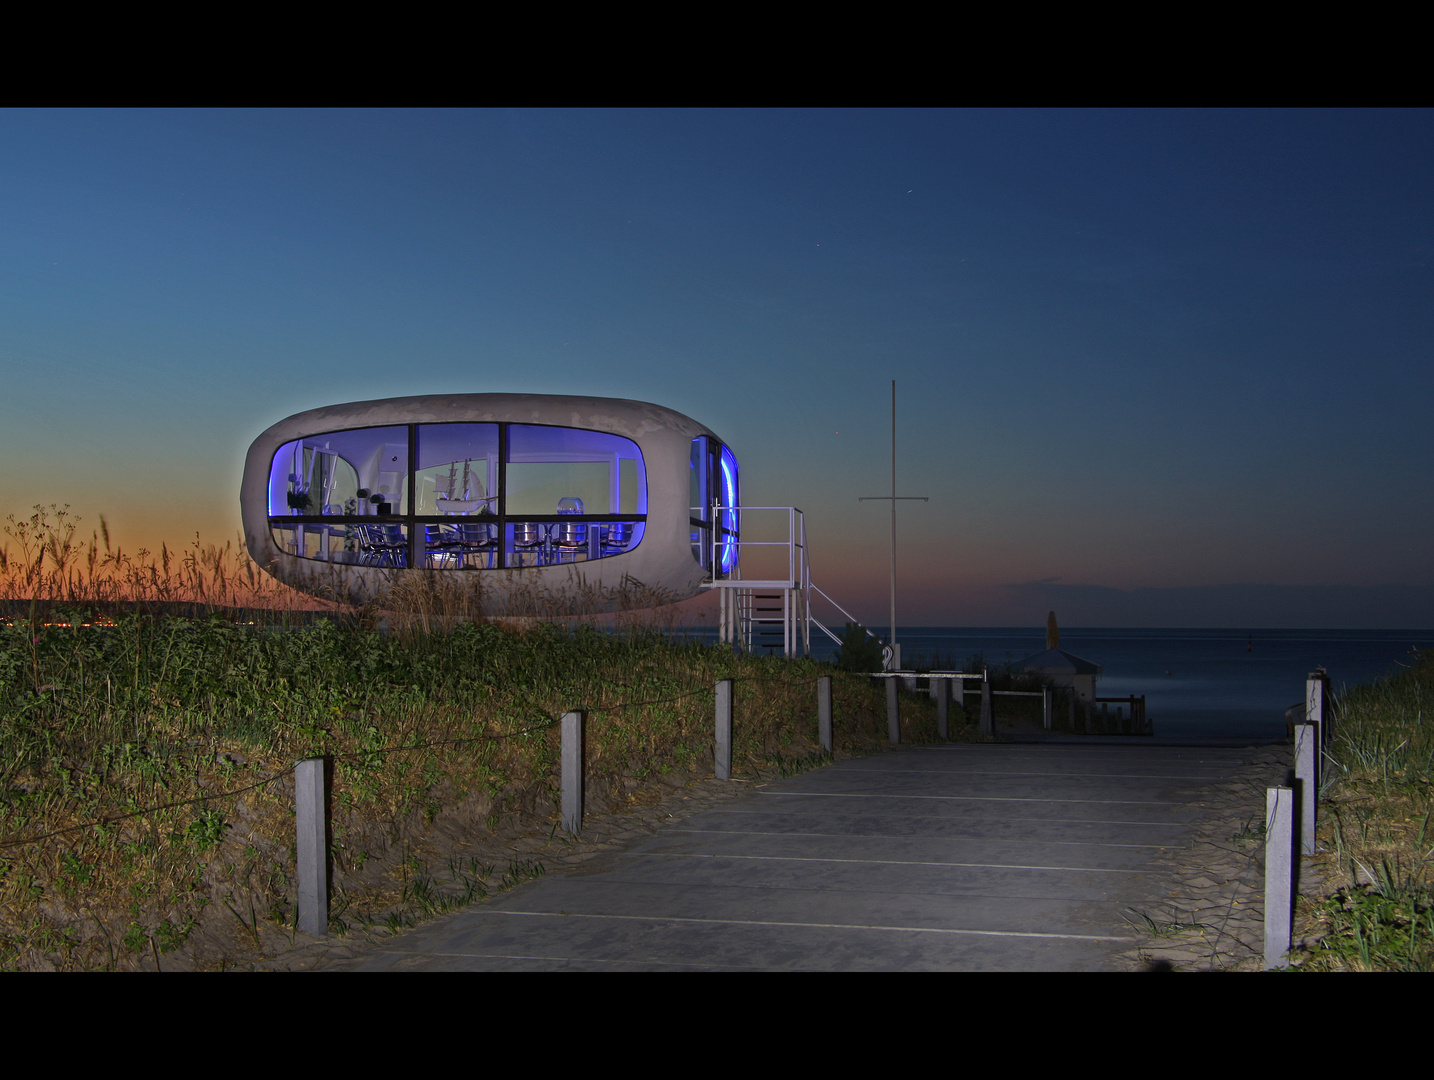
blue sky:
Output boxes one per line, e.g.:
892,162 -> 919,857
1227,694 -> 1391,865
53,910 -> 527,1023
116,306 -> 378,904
3,109 -> 1432,626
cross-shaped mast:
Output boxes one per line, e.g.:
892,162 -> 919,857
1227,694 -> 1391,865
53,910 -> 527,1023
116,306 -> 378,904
859,380 -> 928,668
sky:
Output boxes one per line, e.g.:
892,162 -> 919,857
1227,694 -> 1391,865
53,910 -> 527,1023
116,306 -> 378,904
2,108 -> 1432,628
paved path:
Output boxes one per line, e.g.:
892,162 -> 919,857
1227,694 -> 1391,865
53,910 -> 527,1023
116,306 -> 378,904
327,741 -> 1279,971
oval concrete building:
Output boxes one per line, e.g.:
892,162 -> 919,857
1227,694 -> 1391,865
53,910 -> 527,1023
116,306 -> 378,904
240,394 -> 740,612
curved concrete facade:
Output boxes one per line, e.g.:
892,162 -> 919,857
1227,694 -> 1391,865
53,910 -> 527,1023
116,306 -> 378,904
240,393 -> 734,613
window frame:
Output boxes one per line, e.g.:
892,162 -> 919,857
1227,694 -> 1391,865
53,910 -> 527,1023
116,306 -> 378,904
689,435 -> 739,577
268,420 -> 648,569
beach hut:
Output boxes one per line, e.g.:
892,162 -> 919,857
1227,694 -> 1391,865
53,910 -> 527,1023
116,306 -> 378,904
1019,648 -> 1102,702
239,393 -> 740,612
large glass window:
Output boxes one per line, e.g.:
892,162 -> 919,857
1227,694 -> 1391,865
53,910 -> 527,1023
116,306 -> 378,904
505,425 -> 645,516
268,427 -> 409,518
415,424 -> 499,516
499,424 -> 646,568
267,421 -> 647,570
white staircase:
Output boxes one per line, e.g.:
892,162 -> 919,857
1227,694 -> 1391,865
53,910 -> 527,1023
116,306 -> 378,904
703,506 -> 881,661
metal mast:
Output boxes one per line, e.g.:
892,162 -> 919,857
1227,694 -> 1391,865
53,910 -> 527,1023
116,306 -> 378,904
859,380 -> 928,667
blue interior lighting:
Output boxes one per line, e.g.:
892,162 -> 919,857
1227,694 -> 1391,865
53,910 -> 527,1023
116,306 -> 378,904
719,446 -> 739,573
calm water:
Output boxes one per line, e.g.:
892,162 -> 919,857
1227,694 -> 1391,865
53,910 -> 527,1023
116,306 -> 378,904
680,626 -> 1434,739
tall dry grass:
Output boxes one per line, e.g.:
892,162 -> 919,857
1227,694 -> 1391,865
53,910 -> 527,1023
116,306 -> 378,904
0,504 -> 706,630
1,504 -> 329,620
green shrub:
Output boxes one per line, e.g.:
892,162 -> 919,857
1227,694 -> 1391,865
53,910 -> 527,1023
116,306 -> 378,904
834,622 -> 884,673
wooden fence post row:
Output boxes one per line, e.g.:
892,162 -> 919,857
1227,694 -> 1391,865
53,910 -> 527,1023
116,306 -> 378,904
301,670 -> 1025,934
1263,675 -> 1332,969
721,673 -> 963,780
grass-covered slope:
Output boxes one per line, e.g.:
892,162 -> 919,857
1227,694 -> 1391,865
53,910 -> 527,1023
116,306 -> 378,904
0,611 -> 956,970
1293,651 -> 1434,970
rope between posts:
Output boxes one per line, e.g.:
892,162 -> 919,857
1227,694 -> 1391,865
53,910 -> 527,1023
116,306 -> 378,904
1204,826 -> 1267,970
0,667 -> 847,850
0,764 -> 300,849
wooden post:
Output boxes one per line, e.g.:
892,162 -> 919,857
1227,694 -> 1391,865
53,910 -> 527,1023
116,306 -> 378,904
935,677 -> 949,740
295,757 -> 327,937
1264,785 -> 1295,969
561,711 -> 584,836
818,676 -> 833,752
1042,687 -> 1052,731
716,679 -> 733,780
979,672 -> 994,738
1295,722 -> 1318,856
1307,672 -> 1327,757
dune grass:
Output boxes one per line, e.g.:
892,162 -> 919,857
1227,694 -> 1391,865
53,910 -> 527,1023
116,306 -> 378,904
1292,652 -> 1434,971
0,506 -> 959,970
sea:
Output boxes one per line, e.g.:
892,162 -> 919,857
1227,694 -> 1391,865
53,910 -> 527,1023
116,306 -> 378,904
676,626 -> 1434,740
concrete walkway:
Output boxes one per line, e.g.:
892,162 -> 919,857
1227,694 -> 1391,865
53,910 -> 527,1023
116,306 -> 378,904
328,741 -> 1277,971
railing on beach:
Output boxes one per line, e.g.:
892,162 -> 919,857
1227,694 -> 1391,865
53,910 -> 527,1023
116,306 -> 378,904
1265,668 -> 1330,970
1093,694 -> 1148,734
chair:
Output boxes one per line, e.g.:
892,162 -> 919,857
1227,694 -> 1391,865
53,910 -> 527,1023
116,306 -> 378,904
359,523 -> 407,568
599,521 -> 634,558
456,521 -> 498,569
357,524 -> 382,566
382,523 -> 408,567
423,523 -> 461,568
551,497 -> 587,563
511,522 -> 547,566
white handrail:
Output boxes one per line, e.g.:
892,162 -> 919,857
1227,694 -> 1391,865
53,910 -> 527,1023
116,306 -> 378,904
703,506 -> 882,661
809,583 -> 882,641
